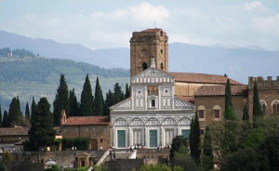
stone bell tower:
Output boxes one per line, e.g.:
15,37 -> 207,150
130,28 -> 168,77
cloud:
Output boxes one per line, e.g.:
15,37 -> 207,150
1,1 -> 278,50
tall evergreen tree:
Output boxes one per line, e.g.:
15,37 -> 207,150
31,97 -> 37,120
53,74 -> 69,126
125,83 -> 131,99
190,112 -> 201,164
29,97 -> 55,150
0,105 -> 2,127
25,102 -> 31,121
170,135 -> 186,161
103,90 -> 114,115
253,83 -> 263,127
224,79 -> 236,120
80,74 -> 94,116
242,105 -> 249,121
8,97 -> 23,127
93,77 -> 104,115
69,89 -> 79,116
3,111 -> 9,127
202,126 -> 213,170
113,83 -> 124,104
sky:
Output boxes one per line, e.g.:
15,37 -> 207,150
0,0 -> 278,50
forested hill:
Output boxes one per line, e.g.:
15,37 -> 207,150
0,50 -> 129,111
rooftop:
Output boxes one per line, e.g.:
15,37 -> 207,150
169,72 -> 243,85
141,28 -> 163,32
62,116 -> 110,126
195,85 -> 248,96
0,126 -> 29,136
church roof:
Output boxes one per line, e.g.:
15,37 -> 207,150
195,85 -> 248,96
169,72 -> 243,85
62,116 -> 110,126
0,126 -> 29,136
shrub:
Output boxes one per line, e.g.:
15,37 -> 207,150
62,137 -> 90,150
2,152 -> 13,161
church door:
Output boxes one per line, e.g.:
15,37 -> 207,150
165,129 -> 174,146
117,130 -> 126,148
149,130 -> 158,148
133,129 -> 142,146
91,139 -> 98,150
182,129 -> 190,139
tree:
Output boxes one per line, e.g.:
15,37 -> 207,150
242,105 -> 249,121
80,74 -> 94,116
31,97 -> 36,120
190,113 -> 201,164
224,79 -> 236,120
8,97 -> 23,127
29,97 -> 55,150
2,151 -> 13,161
93,77 -> 104,115
113,83 -> 124,104
170,135 -> 186,161
124,83 -> 131,99
103,90 -> 114,115
202,126 -> 213,170
172,146 -> 199,171
0,163 -> 8,171
69,89 -> 79,116
53,74 -> 69,126
2,111 -> 9,127
0,105 -> 2,127
253,83 -> 263,127
25,102 -> 31,123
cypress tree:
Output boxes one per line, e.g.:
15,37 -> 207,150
0,105 -> 2,127
224,79 -> 237,120
170,135 -> 186,162
3,111 -> 9,127
202,126 -> 213,170
8,97 -> 23,127
25,102 -> 31,121
125,83 -> 131,99
190,112 -> 201,164
69,89 -> 79,116
242,105 -> 249,121
80,74 -> 94,116
53,74 -> 69,126
93,77 -> 104,116
253,83 -> 263,127
103,90 -> 114,115
113,83 -> 124,104
29,97 -> 55,150
31,97 -> 37,120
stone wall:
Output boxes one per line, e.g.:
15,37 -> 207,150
1,161 -> 44,171
104,159 -> 144,171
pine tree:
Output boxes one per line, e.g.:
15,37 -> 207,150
202,126 -> 213,170
224,79 -> 236,120
25,102 -> 31,121
8,97 -> 23,127
253,83 -> 263,127
93,77 -> 104,116
125,83 -> 131,99
103,90 -> 114,115
31,97 -> 37,120
242,105 -> 249,121
80,74 -> 94,116
69,89 -> 79,116
3,111 -> 9,127
190,112 -> 201,164
53,74 -> 69,126
113,83 -> 124,104
29,97 -> 55,150
0,105 -> 2,127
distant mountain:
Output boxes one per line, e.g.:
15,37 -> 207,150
1,30 -> 278,84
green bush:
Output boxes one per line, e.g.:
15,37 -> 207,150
0,163 -> 8,171
45,165 -> 60,171
62,137 -> 90,150
2,152 -> 13,161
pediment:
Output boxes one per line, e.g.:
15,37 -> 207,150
131,67 -> 174,84
174,98 -> 195,110
110,98 -> 132,111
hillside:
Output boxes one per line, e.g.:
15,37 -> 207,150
1,30 -> 279,84
0,55 -> 129,111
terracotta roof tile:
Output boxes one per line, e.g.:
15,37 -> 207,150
175,96 -> 194,104
62,116 -> 110,126
0,126 -> 29,136
169,72 -> 243,85
195,85 -> 248,96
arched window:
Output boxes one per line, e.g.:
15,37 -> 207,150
271,100 -> 279,114
260,100 -> 267,115
160,63 -> 163,70
197,105 -> 205,121
213,105 -> 221,119
142,63 -> 148,70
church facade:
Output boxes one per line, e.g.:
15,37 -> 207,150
110,59 -> 195,149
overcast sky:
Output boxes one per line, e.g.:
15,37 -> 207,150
0,0 -> 278,50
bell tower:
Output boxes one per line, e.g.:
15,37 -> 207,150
130,28 -> 168,77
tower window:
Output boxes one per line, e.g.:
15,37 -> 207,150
160,49 -> 163,54
151,99 -> 155,107
160,31 -> 163,36
142,63 -> 148,70
160,63 -> 163,70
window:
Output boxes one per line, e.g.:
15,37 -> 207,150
85,127 -> 88,132
104,126 -> 108,132
160,63 -> 163,70
75,128 -> 78,132
271,100 -> 279,114
200,129 -> 204,135
160,31 -> 163,36
142,63 -> 148,70
151,99 -> 155,107
148,86 -> 158,95
198,110 -> 204,118
214,110 -> 220,118
260,100 -> 267,115
100,139 -> 103,143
